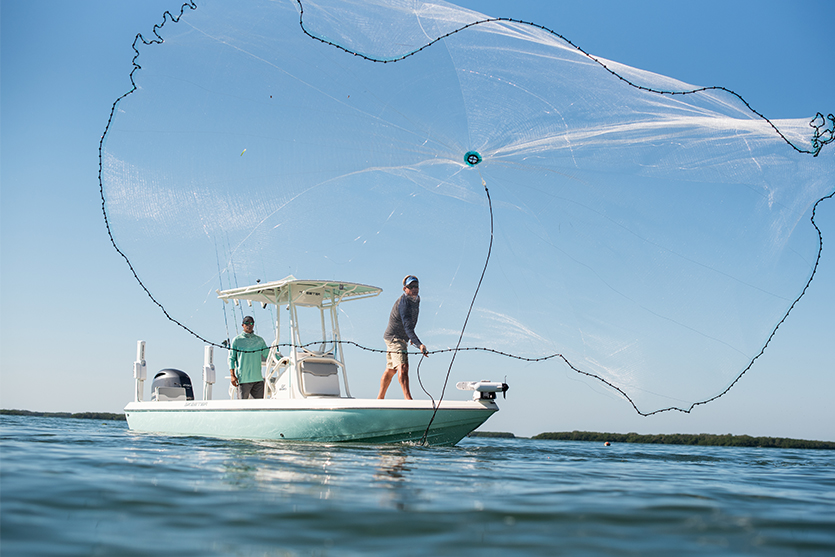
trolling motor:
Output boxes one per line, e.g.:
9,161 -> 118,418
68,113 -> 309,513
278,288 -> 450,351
456,380 -> 509,401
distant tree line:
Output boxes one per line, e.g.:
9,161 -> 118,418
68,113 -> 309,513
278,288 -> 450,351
468,431 -> 516,438
1,409 -> 126,421
532,431 -> 834,450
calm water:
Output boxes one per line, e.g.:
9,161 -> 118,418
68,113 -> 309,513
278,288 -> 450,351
1,415 -> 833,556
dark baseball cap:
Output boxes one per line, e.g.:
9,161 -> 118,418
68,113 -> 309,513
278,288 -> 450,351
242,316 -> 255,325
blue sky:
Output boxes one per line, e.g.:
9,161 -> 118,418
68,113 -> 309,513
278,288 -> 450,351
2,0 -> 833,440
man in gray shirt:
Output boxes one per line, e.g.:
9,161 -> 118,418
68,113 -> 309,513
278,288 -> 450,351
378,275 -> 429,399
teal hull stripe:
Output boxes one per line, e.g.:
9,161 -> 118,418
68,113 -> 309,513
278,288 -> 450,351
126,407 -> 496,446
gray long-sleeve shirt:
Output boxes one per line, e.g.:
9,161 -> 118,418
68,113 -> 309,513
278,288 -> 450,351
383,294 -> 422,347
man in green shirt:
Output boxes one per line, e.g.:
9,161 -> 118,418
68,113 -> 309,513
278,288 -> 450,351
229,315 -> 269,399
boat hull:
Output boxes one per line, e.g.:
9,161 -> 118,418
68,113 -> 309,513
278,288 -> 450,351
124,398 -> 498,446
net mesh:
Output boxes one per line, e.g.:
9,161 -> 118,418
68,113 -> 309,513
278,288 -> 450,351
100,0 -> 834,413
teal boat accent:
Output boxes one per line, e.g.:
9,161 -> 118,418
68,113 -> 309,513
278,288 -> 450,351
125,400 -> 497,446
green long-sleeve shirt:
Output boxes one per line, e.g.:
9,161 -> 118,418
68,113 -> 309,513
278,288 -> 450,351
228,332 -> 269,384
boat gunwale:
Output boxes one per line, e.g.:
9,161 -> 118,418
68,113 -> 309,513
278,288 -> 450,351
124,398 -> 498,412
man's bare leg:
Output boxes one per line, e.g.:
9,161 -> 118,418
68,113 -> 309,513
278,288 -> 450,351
378,368 -> 397,399
398,363 -> 412,400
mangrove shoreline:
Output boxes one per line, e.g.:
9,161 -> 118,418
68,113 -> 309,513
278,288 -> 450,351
3,410 -> 831,448
1,409 -> 126,421
470,430 -> 834,449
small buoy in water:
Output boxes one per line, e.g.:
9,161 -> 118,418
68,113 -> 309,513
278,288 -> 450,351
604,441 -> 611,446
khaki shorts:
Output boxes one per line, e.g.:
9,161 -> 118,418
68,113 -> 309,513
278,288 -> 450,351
385,338 -> 408,369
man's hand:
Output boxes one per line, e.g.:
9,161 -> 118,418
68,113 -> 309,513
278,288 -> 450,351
419,344 -> 429,357
230,369 -> 239,387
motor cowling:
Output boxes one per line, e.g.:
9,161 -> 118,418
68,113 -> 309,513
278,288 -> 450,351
150,369 -> 194,401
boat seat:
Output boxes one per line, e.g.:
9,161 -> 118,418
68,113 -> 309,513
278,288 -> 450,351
300,360 -> 340,397
301,346 -> 334,358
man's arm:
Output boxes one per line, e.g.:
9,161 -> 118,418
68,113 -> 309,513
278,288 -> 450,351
228,339 -> 239,386
399,297 -> 427,355
398,297 -> 421,347
261,338 -> 269,362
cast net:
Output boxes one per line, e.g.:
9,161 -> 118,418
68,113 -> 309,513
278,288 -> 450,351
100,0 -> 834,414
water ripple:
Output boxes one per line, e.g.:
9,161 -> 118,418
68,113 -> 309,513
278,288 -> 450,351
2,416 -> 833,555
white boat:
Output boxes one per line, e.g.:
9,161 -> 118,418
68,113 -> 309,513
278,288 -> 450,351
124,277 -> 507,446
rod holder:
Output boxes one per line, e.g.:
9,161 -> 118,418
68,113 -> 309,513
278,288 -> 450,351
133,340 -> 146,402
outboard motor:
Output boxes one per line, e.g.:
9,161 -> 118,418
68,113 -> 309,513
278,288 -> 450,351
150,369 -> 194,401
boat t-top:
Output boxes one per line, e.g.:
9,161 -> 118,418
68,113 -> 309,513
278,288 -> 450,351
124,276 -> 507,445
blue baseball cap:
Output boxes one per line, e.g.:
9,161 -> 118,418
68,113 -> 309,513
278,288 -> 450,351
403,275 -> 419,287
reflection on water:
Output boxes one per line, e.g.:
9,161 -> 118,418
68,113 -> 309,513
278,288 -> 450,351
374,450 -> 413,510
164,436 -> 426,510
375,451 -> 410,481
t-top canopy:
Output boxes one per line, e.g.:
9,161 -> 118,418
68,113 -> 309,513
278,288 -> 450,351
217,275 -> 382,308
